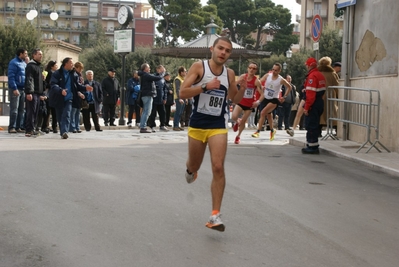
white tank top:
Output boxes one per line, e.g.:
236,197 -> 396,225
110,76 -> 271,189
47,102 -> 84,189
264,74 -> 283,99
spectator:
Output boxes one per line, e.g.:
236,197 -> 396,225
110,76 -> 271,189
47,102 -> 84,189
332,62 -> 342,78
126,70 -> 141,128
277,74 -> 296,136
24,48 -> 44,137
45,60 -> 59,133
83,70 -> 103,132
180,98 -> 192,128
137,63 -> 164,133
50,57 -> 93,139
318,57 -> 339,136
164,72 -> 174,127
172,66 -> 187,131
148,65 -> 168,132
69,61 -> 85,133
8,47 -> 28,133
101,67 -> 120,126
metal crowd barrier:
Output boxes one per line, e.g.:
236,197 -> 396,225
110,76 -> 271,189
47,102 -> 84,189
322,86 -> 390,153
0,81 -> 9,116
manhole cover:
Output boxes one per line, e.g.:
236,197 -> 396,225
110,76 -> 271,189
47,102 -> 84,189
311,160 -> 325,164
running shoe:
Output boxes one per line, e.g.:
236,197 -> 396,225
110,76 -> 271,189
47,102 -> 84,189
251,131 -> 260,138
233,122 -> 239,132
185,169 -> 198,184
286,129 -> 294,137
205,213 -> 225,232
270,129 -> 276,141
234,136 -> 240,144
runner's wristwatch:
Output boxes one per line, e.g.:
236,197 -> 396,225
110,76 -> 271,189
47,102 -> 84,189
201,83 -> 207,93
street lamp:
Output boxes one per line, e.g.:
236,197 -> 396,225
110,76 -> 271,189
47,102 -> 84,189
286,48 -> 293,59
283,48 -> 292,75
26,0 -> 58,40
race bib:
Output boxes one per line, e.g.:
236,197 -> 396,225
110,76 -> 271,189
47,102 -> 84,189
265,88 -> 275,97
197,89 -> 225,116
243,88 -> 254,99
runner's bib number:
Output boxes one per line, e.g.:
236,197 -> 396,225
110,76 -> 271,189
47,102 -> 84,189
243,88 -> 254,99
265,88 -> 275,98
197,89 -> 225,116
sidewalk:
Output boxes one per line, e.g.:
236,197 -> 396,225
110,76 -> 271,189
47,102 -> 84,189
1,115 -> 398,177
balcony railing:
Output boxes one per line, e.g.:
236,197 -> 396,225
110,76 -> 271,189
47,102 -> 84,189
306,9 -> 327,18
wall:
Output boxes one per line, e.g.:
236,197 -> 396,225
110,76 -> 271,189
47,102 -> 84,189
344,0 -> 399,152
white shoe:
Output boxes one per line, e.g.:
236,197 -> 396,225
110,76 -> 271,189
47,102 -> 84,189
205,213 -> 225,232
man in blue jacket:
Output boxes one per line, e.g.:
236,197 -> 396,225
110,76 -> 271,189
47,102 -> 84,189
50,57 -> 93,139
8,47 -> 28,133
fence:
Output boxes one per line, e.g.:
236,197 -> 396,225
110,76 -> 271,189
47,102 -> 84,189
0,81 -> 9,116
321,86 -> 390,153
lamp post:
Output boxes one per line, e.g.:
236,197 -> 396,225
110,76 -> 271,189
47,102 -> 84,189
283,48 -> 293,76
283,61 -> 287,73
26,0 -> 58,40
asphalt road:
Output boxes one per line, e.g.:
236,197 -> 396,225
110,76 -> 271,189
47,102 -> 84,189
0,130 -> 398,267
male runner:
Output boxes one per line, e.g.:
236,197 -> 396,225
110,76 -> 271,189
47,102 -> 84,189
252,63 -> 291,140
179,37 -> 246,232
231,62 -> 264,144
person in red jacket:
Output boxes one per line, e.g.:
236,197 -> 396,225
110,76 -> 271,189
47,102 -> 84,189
302,57 -> 326,154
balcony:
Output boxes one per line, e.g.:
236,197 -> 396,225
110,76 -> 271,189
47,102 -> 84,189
296,14 -> 301,23
306,9 -> 327,19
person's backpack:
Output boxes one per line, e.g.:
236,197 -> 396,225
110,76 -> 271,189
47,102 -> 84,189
132,84 -> 140,100
283,84 -> 296,104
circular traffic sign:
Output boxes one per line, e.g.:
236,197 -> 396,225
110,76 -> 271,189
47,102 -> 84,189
311,14 -> 322,42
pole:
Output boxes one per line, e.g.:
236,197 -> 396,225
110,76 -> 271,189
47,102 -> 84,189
118,53 -> 127,125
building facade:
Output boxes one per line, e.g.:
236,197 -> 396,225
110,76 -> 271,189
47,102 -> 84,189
0,0 -> 156,46
296,0 -> 343,50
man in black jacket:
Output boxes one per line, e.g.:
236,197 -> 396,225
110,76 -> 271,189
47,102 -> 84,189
137,63 -> 164,133
24,48 -> 44,137
101,67 -> 120,126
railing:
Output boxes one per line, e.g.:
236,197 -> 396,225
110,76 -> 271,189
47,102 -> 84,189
0,81 -> 9,116
322,86 -> 390,153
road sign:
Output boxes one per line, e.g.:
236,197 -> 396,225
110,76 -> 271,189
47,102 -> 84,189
311,14 -> 322,42
337,0 -> 356,9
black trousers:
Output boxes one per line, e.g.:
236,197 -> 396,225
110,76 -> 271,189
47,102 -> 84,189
148,103 -> 166,128
25,94 -> 40,133
304,98 -> 324,146
165,104 -> 173,126
103,104 -> 116,124
127,102 -> 141,124
180,102 -> 192,127
82,103 -> 101,131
